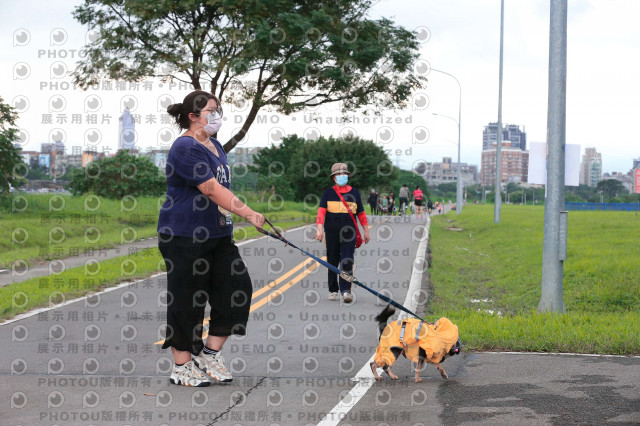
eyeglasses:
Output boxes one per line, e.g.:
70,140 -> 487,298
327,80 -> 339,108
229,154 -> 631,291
200,106 -> 223,118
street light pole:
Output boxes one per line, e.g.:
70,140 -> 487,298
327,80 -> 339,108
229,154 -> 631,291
495,0 -> 505,223
431,68 -> 463,215
432,112 -> 461,210
539,0 -> 568,314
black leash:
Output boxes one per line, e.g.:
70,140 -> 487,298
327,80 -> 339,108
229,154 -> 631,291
257,218 -> 424,321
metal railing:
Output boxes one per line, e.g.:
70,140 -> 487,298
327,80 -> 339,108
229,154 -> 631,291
565,202 -> 640,211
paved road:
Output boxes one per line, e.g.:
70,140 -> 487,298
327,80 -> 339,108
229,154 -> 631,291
2,214 -> 639,425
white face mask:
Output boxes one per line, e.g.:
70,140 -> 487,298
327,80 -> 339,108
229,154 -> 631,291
198,111 -> 222,135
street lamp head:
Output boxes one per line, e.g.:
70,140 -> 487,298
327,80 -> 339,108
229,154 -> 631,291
432,112 -> 459,126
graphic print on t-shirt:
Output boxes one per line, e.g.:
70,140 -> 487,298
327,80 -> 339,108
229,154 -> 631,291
216,164 -> 232,227
216,164 -> 230,184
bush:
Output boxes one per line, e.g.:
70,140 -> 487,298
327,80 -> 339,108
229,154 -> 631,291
66,150 -> 166,199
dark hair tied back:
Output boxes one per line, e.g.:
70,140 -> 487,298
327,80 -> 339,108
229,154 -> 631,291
167,90 -> 217,130
166,103 -> 184,117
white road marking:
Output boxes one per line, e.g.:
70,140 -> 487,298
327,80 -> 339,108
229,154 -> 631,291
317,217 -> 432,426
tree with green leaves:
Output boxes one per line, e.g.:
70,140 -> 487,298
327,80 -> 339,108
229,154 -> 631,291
66,150 -> 166,199
248,134 -> 305,198
0,96 -> 25,195
27,165 -> 52,181
73,0 -> 424,152
289,135 -> 396,200
596,179 -> 627,200
249,134 -> 395,200
566,184 -> 598,202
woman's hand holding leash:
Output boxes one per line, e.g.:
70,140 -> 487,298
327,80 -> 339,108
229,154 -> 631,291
248,212 -> 266,229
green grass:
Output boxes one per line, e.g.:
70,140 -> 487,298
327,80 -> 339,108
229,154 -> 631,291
0,194 -> 160,268
0,193 -> 315,320
0,247 -> 164,320
0,219 -> 313,321
428,205 -> 640,355
0,194 -> 315,268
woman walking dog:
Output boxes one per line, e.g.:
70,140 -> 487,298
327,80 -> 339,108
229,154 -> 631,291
158,90 -> 265,387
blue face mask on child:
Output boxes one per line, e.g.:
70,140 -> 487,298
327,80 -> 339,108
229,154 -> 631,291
335,175 -> 348,186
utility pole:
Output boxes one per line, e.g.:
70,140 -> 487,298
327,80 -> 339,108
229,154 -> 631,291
494,0 -> 504,223
538,0 -> 567,313
430,69 -> 463,215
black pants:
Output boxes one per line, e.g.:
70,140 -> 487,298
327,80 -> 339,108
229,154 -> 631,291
325,226 -> 356,293
399,197 -> 408,212
158,234 -> 252,355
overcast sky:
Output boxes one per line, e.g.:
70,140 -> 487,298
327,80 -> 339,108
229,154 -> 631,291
1,0 -> 639,174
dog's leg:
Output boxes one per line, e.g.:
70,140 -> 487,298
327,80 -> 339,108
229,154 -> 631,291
369,362 -> 383,381
415,357 -> 424,383
383,365 -> 399,380
435,363 -> 448,380
382,348 -> 401,380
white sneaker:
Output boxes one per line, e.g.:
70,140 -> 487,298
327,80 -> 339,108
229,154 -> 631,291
342,292 -> 353,303
193,351 -> 232,383
328,292 -> 339,301
170,360 -> 210,387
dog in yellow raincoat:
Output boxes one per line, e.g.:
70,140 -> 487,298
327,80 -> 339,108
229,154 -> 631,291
369,305 -> 461,382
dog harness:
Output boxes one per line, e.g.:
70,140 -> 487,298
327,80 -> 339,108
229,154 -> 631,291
374,317 -> 459,367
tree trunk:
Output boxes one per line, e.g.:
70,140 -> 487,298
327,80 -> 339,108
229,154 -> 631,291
223,102 -> 261,153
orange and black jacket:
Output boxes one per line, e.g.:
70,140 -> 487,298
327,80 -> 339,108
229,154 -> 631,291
316,185 -> 367,231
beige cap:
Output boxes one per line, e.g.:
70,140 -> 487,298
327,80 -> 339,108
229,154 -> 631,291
330,162 -> 351,177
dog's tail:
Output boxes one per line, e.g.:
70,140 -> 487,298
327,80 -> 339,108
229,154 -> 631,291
375,304 -> 396,339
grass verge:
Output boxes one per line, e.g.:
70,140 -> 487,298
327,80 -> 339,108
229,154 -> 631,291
0,194 -> 314,268
428,205 -> 640,355
0,220 -> 313,321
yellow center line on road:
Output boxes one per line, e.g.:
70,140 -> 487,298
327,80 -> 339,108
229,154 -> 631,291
154,255 -> 327,345
181,256 -> 325,342
251,257 -> 320,299
249,257 -> 324,312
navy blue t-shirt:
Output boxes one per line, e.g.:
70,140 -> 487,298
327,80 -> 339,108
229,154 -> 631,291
319,186 -> 365,231
157,136 -> 232,239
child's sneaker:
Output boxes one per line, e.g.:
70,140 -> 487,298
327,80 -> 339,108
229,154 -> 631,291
193,351 -> 232,383
169,360 -> 210,387
328,292 -> 339,301
342,292 -> 353,303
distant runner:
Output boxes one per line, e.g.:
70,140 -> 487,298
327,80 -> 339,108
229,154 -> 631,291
413,185 -> 424,219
